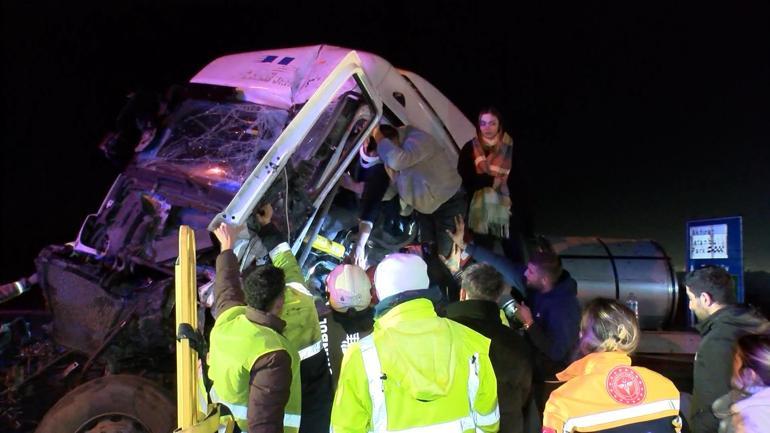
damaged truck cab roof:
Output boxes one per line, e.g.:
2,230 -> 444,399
191,44 -> 475,153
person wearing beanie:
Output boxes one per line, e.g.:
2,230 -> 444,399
331,253 -> 501,433
322,263 -> 376,387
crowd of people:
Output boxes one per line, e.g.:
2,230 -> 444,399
204,110 -> 770,433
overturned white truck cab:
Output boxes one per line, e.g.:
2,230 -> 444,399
181,45 -> 678,330
1,45 -> 682,432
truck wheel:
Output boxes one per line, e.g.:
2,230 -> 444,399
35,374 -> 176,433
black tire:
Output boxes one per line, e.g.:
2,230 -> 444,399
35,374 -> 176,433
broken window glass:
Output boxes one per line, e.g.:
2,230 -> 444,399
264,79 -> 376,257
289,85 -> 374,206
138,99 -> 290,191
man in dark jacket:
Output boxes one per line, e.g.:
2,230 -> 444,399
446,216 -> 581,410
685,266 -> 770,433
515,250 -> 581,378
446,263 -> 533,433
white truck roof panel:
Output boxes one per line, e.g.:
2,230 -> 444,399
190,44 -> 475,152
190,45 -> 392,109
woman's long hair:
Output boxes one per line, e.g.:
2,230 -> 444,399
476,107 -> 504,143
578,298 -> 640,355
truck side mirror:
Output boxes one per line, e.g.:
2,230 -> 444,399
99,90 -> 163,166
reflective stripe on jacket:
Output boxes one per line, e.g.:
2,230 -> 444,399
542,352 -> 681,433
208,306 -> 302,432
331,298 -> 500,433
271,243 -> 324,359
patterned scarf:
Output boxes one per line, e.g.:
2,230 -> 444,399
468,133 -> 513,238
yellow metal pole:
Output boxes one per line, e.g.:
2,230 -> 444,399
175,225 -> 198,429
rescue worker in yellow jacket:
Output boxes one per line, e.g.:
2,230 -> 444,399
331,253 -> 501,433
543,298 -> 681,433
251,204 -> 333,433
208,221 -> 302,433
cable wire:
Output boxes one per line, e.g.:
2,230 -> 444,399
284,167 -> 291,245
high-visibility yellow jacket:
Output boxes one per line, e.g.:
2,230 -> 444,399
543,351 -> 681,433
270,243 -> 324,361
208,305 -> 302,432
331,298 -> 500,433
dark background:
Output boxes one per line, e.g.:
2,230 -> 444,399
2,1 -> 769,285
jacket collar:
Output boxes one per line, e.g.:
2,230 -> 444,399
374,285 -> 444,319
245,307 -> 286,334
555,351 -> 632,382
375,298 -> 437,330
695,304 -> 740,335
531,270 -> 578,300
445,299 -> 501,323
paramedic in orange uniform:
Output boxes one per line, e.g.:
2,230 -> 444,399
542,298 -> 682,433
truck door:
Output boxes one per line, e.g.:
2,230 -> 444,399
213,52 -> 382,270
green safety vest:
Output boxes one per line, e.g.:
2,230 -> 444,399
331,298 -> 501,433
208,306 -> 302,432
271,243 -> 324,361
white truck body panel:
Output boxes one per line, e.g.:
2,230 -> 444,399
190,44 -> 475,157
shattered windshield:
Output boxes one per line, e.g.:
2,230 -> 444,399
138,99 -> 290,191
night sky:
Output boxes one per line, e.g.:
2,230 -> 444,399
2,1 -> 769,284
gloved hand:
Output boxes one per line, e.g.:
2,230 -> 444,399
353,241 -> 367,268
352,220 -> 373,268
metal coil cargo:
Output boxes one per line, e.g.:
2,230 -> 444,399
546,236 -> 679,330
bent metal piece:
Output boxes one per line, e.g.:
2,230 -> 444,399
176,226 -> 236,433
176,225 -> 199,429
211,51 -> 383,238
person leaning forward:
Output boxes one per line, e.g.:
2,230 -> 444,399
331,253 -> 500,433
252,204 -> 333,433
374,124 -> 466,260
208,222 -> 301,433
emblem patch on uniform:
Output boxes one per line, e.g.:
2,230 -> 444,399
606,366 -> 646,405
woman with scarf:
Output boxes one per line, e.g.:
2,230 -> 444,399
458,107 -> 515,253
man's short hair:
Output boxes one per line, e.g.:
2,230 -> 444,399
685,265 -> 736,305
461,263 -> 504,301
242,264 -> 285,311
378,124 -> 400,142
529,250 -> 563,281
365,135 -> 378,153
